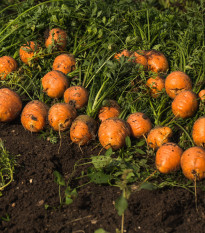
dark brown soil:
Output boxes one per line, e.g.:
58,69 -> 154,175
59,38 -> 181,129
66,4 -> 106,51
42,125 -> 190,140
0,119 -> 205,233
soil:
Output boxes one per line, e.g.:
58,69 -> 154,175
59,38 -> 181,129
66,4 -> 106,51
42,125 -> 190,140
0,118 -> 205,233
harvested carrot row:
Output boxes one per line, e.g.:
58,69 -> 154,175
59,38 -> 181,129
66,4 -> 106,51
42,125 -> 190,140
0,88 -> 22,122
21,100 -> 48,132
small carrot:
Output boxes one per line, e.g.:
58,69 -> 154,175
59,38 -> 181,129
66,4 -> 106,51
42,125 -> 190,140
64,86 -> 89,109
21,100 -> 48,132
0,56 -> 18,80
70,115 -> 97,146
0,88 -> 22,122
98,117 -> 131,150
48,103 -> 77,131
42,70 -> 69,98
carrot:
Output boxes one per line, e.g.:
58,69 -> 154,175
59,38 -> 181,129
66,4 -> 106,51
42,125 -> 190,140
0,88 -> 22,122
145,50 -> 169,73
98,117 -> 131,150
146,75 -> 165,98
70,115 -> 97,146
45,28 -> 67,51
192,117 -> 205,147
147,126 -> 173,150
98,100 -> 121,122
132,50 -> 147,68
114,49 -> 131,60
64,86 -> 89,109
48,103 -> 77,131
181,146 -> 205,180
127,112 -> 152,138
52,54 -> 76,75
165,71 -> 192,99
21,100 -> 48,132
199,89 -> 205,102
19,41 -> 40,64
171,90 -> 198,118
156,142 -> 183,174
0,56 -> 18,80
42,70 -> 69,98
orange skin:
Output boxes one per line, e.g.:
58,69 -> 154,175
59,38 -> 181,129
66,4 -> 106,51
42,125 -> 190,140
98,117 -> 131,150
192,117 -> 205,147
42,71 -> 69,98
147,126 -> 173,150
45,28 -> 67,51
156,142 -> 183,174
19,41 -> 40,64
127,112 -> 152,138
0,56 -> 18,80
132,50 -> 147,67
165,71 -> 192,99
98,100 -> 120,122
181,146 -> 205,180
70,115 -> 97,146
146,76 -> 165,98
199,90 -> 205,102
21,100 -> 48,132
52,54 -> 76,75
64,86 -> 89,109
145,50 -> 169,73
0,88 -> 22,122
172,90 -> 198,119
48,103 -> 77,131
114,49 -> 131,60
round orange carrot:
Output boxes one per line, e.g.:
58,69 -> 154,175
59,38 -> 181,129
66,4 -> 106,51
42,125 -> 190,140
0,56 -> 18,80
165,71 -> 192,99
181,146 -> 205,180
45,28 -> 67,51
156,142 -> 183,174
98,117 -> 131,150
147,126 -> 173,150
21,100 -> 48,132
70,115 -> 97,146
146,75 -> 165,98
19,41 -> 40,64
145,50 -> 169,73
64,86 -> 89,109
98,100 -> 121,122
48,103 -> 77,131
192,117 -> 205,147
52,54 -> 76,75
127,112 -> 152,138
0,88 -> 22,122
42,70 -> 69,98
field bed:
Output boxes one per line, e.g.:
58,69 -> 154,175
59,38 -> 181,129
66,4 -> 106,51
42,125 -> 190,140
0,0 -> 205,232
0,119 -> 205,233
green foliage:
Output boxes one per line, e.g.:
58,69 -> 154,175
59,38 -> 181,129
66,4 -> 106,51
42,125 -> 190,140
0,139 -> 19,194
